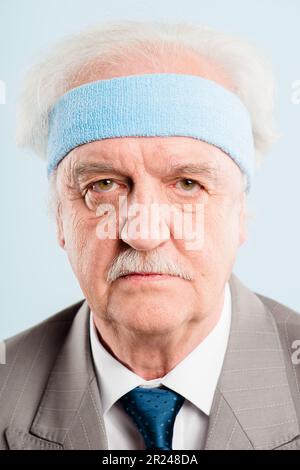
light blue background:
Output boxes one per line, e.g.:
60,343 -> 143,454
0,0 -> 299,339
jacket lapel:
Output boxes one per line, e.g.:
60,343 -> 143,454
205,274 -> 300,450
6,301 -> 108,450
6,274 -> 300,450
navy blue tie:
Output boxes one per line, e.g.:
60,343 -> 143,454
119,386 -> 185,450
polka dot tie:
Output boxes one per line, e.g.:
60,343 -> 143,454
119,386 -> 185,450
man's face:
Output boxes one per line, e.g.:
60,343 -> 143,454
56,136 -> 246,334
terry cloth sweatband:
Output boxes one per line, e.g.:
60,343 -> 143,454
47,73 -> 255,188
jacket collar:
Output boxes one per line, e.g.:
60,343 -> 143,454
204,274 -> 300,450
6,300 -> 107,450
6,274 -> 300,449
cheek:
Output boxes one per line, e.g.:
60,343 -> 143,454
62,209 -> 115,282
175,207 -> 238,274
202,205 -> 241,259
173,201 -> 240,258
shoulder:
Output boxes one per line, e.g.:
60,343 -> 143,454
1,299 -> 85,380
0,300 -> 86,448
0,301 -> 85,409
3,299 -> 85,356
256,292 -> 300,329
231,273 -> 300,332
256,292 -> 300,377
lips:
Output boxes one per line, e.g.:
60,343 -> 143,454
120,272 -> 164,278
113,270 -> 187,286
118,272 -> 174,281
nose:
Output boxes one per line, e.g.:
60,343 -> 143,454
119,188 -> 171,251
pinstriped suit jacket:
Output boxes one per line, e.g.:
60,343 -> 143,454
1,273 -> 300,450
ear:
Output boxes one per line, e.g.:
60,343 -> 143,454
238,192 -> 248,247
56,202 -> 65,249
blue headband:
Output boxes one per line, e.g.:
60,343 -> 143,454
47,73 -> 255,188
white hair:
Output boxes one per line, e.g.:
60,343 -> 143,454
16,20 -> 277,185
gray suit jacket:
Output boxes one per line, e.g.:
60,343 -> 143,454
1,274 -> 300,450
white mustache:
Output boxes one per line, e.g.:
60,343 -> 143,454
106,248 -> 194,283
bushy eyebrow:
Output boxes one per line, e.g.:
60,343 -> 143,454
72,160 -> 220,186
165,163 -> 219,181
73,162 -> 121,181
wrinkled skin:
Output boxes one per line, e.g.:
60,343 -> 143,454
55,50 -> 247,379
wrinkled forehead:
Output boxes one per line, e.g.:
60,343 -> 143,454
60,136 -> 241,186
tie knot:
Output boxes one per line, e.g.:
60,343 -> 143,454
119,386 -> 185,450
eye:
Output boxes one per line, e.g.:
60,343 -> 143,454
91,179 -> 117,193
175,179 -> 201,193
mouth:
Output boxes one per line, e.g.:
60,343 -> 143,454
117,272 -> 177,282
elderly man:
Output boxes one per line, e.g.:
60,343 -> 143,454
1,21 -> 300,451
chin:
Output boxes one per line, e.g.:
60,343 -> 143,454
109,301 -> 187,334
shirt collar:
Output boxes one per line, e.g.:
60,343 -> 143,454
90,282 -> 231,416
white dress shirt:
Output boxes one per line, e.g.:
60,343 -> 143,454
89,283 -> 231,450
